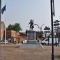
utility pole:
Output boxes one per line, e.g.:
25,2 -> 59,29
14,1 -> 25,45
50,0 -> 55,60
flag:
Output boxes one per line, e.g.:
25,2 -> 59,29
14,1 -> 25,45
1,5 -> 6,14
52,0 -> 55,16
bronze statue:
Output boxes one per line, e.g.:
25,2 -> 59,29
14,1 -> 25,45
29,19 -> 34,30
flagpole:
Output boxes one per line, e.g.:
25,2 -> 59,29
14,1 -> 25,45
5,14 -> 6,44
0,0 -> 1,60
1,3 -> 6,44
5,4 -> 6,44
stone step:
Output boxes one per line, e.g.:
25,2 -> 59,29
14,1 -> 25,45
27,40 -> 37,44
20,43 -> 43,48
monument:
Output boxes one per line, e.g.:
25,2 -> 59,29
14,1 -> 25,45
20,19 -> 43,48
27,19 -> 37,44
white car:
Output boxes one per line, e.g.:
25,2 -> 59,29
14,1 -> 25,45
41,38 -> 58,45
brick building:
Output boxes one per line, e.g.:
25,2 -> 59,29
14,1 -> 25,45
0,21 -> 27,43
5,30 -> 20,43
19,32 -> 27,43
5,30 -> 27,44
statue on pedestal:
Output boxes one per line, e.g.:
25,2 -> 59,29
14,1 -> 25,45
29,19 -> 34,30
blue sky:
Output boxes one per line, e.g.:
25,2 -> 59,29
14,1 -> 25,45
1,0 -> 60,31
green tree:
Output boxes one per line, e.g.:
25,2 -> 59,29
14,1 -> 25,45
14,23 -> 22,32
7,23 -> 22,32
7,24 -> 14,30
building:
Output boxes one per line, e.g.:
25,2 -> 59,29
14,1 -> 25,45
0,21 -> 27,43
6,30 -> 27,43
0,21 -> 5,40
6,30 -> 19,43
0,21 -> 44,44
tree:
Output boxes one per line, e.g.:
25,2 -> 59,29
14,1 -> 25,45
7,23 -> 22,32
14,23 -> 22,32
7,24 -> 14,30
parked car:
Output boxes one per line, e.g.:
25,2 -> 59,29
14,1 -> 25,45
41,38 -> 58,45
0,40 -> 9,44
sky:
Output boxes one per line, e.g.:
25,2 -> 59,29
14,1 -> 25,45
1,0 -> 60,32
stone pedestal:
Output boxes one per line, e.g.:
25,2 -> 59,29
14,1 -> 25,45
19,30 -> 43,48
27,30 -> 36,44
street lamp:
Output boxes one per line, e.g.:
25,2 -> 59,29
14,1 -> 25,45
34,24 -> 44,31
50,0 -> 55,60
40,24 -> 44,31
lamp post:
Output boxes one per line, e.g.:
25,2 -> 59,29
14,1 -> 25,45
34,24 -> 44,31
50,0 -> 55,60
40,24 -> 44,31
